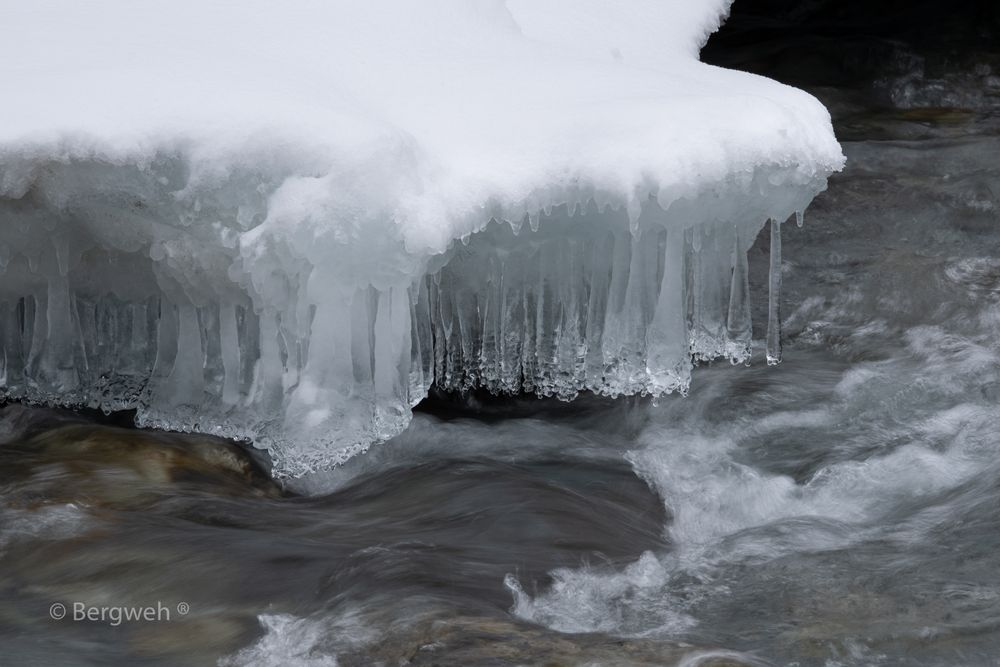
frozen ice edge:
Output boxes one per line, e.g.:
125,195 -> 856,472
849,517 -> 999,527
0,0 -> 846,476
0,155 -> 829,477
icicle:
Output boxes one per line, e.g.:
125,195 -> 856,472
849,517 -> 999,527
480,253 -> 502,390
53,235 -> 71,277
499,253 -> 524,393
583,232 -> 613,384
691,228 -> 702,252
766,218 -> 783,366
116,302 -> 150,378
509,215 -> 524,235
534,241 -> 558,394
42,272 -> 78,391
554,237 -> 584,399
726,228 -> 752,364
350,287 -> 375,389
164,303 -> 205,406
94,297 -> 117,378
199,304 -> 225,402
373,288 -> 396,402
75,298 -> 98,387
25,293 -> 47,382
627,197 -> 641,235
645,229 -> 690,393
408,276 -> 433,401
461,286 -> 479,390
0,301 -> 25,389
152,298 -> 177,381
601,228 -> 632,370
369,285 -> 414,417
389,285 -> 412,408
251,309 -> 284,410
690,225 -> 728,361
795,209 -> 804,228
321,293 -> 357,395
219,304 -> 241,406
429,274 -> 450,387
519,254 -> 538,393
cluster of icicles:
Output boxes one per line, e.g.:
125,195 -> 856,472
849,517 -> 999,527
421,209 -> 787,403
0,205 -> 790,475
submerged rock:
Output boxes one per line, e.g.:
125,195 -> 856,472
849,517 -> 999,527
326,614 -> 764,667
0,404 -> 281,508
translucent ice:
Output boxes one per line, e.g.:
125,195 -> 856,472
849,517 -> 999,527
0,1 -> 844,475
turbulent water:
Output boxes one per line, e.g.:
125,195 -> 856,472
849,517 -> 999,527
3,32 -> 1000,667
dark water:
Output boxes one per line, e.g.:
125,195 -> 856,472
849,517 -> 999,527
4,13 -> 1000,667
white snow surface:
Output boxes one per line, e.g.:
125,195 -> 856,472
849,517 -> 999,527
0,0 -> 844,476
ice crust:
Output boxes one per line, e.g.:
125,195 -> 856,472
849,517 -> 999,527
0,1 -> 844,475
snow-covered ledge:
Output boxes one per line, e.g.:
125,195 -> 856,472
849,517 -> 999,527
0,1 -> 844,476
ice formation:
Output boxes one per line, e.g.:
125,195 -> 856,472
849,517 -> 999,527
0,0 -> 844,475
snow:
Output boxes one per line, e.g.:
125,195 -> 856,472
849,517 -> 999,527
0,0 -> 844,476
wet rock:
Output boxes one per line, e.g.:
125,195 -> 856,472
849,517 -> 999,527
341,615 -> 766,667
0,404 -> 281,508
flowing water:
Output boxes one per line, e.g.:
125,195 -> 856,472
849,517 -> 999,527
3,25 -> 1000,667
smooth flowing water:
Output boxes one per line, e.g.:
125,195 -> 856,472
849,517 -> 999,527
3,14 -> 1000,666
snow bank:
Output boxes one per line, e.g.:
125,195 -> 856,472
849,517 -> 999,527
0,0 -> 844,475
